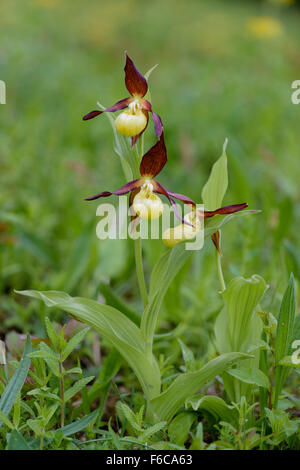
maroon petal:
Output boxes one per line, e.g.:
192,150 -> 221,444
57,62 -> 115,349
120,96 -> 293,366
85,178 -> 143,201
82,110 -> 103,120
140,99 -> 152,112
141,100 -> 163,139
140,134 -> 167,178
166,191 -> 195,206
129,188 -> 139,215
124,54 -> 148,98
82,98 -> 131,121
152,112 -> 163,139
203,203 -> 248,219
153,181 -> 193,227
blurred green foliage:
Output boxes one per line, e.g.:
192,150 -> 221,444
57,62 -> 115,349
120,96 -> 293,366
0,0 -> 299,340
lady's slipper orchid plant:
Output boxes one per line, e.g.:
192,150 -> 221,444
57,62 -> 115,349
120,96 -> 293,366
85,134 -> 195,223
83,54 -> 163,146
17,54 -> 263,431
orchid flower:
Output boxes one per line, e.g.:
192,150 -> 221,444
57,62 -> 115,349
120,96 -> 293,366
163,203 -> 248,248
83,54 -> 163,147
85,134 -> 194,223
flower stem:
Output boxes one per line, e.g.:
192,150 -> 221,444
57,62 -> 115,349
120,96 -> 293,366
134,236 -> 148,308
216,250 -> 226,292
133,133 -> 148,308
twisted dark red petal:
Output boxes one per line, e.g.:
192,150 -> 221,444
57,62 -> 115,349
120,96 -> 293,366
82,98 -> 131,121
140,134 -> 167,178
141,99 -> 163,139
153,181 -> 194,227
203,203 -> 248,218
84,178 -> 143,201
166,191 -> 195,206
124,54 -> 148,97
152,112 -> 163,139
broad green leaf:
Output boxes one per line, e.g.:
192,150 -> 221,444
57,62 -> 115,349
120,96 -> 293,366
149,352 -> 250,422
16,290 -> 160,400
274,274 -> 296,407
204,209 -> 261,238
168,411 -> 195,446
186,395 -> 238,425
275,273 -> 296,365
247,339 -> 270,353
222,275 -> 268,351
227,367 -> 270,389
215,275 -> 267,402
201,139 -> 228,210
0,336 -> 31,426
61,327 -> 90,361
64,376 -> 94,403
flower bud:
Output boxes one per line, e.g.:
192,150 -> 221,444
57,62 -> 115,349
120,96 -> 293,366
162,211 -> 201,248
133,192 -> 163,220
114,109 -> 147,137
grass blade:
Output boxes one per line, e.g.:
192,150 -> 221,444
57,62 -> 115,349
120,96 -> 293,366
0,336 -> 31,425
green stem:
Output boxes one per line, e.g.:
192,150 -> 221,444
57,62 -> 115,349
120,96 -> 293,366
40,435 -> 44,450
133,133 -> 148,309
134,236 -> 148,309
139,134 -> 144,160
216,250 -> 226,292
59,358 -> 65,427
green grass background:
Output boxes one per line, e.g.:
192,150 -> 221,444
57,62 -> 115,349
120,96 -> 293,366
0,0 -> 299,340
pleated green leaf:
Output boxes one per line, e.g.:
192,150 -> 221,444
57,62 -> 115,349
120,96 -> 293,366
222,275 -> 268,351
227,367 -> 270,389
16,290 -> 160,400
186,395 -> 238,425
201,139 -> 228,210
149,352 -> 250,422
275,273 -> 296,365
274,273 -> 296,407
